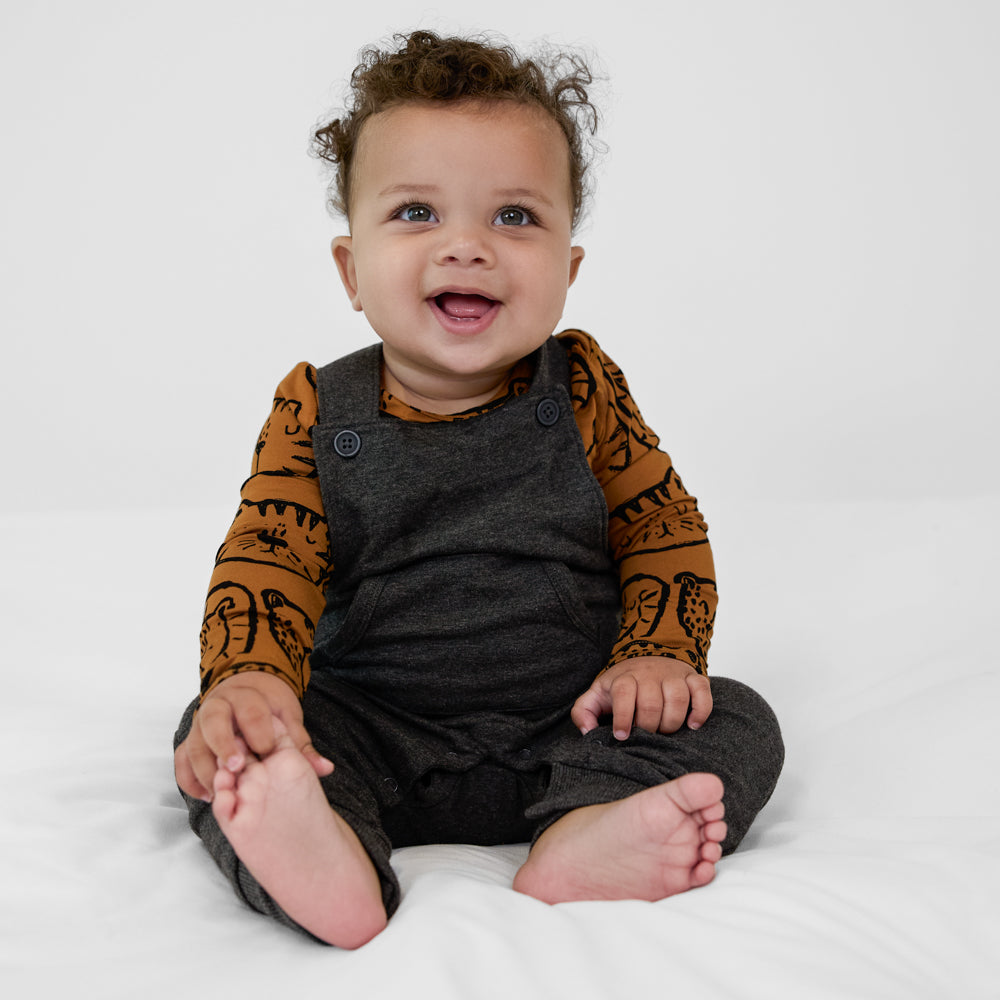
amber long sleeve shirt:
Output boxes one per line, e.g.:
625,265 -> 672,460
199,330 -> 718,700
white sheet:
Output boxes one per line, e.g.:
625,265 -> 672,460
2,498 -> 997,998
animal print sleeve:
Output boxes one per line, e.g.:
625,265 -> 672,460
558,331 -> 718,675
199,363 -> 331,700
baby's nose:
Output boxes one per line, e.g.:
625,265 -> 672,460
434,224 -> 493,266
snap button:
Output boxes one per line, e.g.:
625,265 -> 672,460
535,398 -> 560,426
333,429 -> 362,458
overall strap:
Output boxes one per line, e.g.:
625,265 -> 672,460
534,335 -> 570,395
316,344 -> 383,425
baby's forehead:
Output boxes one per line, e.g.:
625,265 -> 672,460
357,101 -> 568,172
363,97 -> 564,141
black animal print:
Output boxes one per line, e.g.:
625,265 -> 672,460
221,498 -> 331,589
618,572 -> 671,644
674,571 -> 717,666
261,588 -> 315,675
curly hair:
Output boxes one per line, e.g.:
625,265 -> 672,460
312,30 -> 601,229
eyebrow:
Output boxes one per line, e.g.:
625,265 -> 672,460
496,187 -> 556,208
377,183 -> 441,199
377,183 -> 555,208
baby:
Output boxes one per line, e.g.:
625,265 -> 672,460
173,30 -> 783,948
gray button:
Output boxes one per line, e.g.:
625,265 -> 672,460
536,398 -> 560,426
333,429 -> 362,458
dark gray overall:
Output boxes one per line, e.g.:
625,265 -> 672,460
175,339 -> 784,937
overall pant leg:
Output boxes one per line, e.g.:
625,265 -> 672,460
526,677 -> 784,854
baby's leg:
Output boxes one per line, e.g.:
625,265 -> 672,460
512,772 -> 726,903
515,677 -> 783,902
211,718 -> 387,948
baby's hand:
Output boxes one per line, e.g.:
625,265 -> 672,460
174,671 -> 333,802
571,656 -> 712,740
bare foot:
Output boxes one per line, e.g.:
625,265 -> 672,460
512,772 -> 727,903
212,719 -> 387,948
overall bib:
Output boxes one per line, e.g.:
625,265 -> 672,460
310,336 -> 621,717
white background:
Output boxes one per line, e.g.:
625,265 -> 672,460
2,0 -> 997,515
2,7 -> 998,994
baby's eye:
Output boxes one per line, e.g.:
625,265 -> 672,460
396,204 -> 436,223
493,206 -> 533,227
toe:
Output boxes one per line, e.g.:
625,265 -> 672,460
211,786 -> 237,824
701,840 -> 723,863
690,859 -> 717,888
699,800 -> 726,823
669,773 -> 725,815
704,819 -> 728,844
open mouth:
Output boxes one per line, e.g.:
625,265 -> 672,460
432,292 -> 499,320
428,292 -> 501,335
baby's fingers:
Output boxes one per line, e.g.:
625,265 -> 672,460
209,686 -> 284,769
685,673 -> 713,730
570,685 -> 609,735
633,680 -> 667,735
654,679 -> 693,734
283,718 -> 334,776
197,697 -> 253,774
174,741 -> 212,803
609,675 -> 639,740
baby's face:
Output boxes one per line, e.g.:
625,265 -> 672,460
332,100 -> 584,412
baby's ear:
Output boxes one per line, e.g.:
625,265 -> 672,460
331,236 -> 363,311
568,245 -> 585,287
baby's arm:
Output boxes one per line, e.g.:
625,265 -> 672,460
199,365 -> 329,701
571,655 -> 712,739
175,671 -> 333,802
178,364 -> 333,801
558,332 -> 717,737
